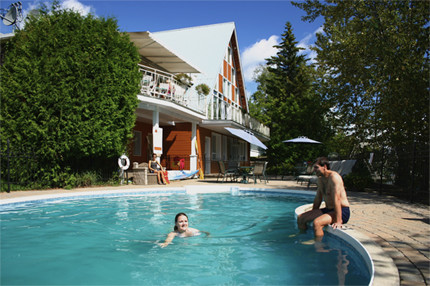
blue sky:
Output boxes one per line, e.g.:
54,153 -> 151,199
0,0 -> 324,95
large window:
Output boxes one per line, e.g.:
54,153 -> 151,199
211,133 -> 222,160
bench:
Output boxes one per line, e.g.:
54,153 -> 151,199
129,162 -> 158,185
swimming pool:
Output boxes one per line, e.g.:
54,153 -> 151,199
1,188 -> 371,285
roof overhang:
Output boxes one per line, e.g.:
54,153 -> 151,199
128,31 -> 201,73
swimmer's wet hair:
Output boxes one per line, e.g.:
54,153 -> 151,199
174,212 -> 188,231
314,157 -> 330,170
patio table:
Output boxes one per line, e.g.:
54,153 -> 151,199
239,166 -> 254,184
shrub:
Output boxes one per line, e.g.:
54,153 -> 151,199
0,4 -> 141,188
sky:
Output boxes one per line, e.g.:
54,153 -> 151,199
0,0 -> 324,95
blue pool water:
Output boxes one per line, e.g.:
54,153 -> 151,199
1,191 -> 370,285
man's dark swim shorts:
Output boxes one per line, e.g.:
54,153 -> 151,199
320,207 -> 350,224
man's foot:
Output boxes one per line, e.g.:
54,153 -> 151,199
301,239 -> 316,245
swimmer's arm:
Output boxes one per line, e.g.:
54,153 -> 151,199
159,232 -> 176,248
200,230 -> 210,237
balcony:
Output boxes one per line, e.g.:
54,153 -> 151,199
206,96 -> 270,138
138,64 -> 270,138
138,64 -> 206,114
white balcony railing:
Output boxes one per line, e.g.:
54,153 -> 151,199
138,64 -> 270,138
138,64 -> 206,114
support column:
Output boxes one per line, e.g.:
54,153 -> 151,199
152,106 -> 161,162
152,106 -> 160,129
190,122 -> 197,171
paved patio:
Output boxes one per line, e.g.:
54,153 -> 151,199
1,177 -> 429,285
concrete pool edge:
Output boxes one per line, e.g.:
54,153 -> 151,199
0,186 -> 398,285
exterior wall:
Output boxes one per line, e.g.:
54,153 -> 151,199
163,123 -> 192,170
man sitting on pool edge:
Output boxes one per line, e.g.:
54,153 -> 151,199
296,157 -> 350,241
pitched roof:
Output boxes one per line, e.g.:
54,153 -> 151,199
151,22 -> 243,93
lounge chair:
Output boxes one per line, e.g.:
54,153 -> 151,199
297,160 -> 357,188
217,161 -> 237,183
296,164 -> 315,186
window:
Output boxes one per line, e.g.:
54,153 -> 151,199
211,133 -> 222,160
235,87 -> 239,104
223,79 -> 227,97
239,141 -> 248,161
133,131 -> 142,156
232,68 -> 236,85
227,47 -> 232,64
222,135 -> 227,161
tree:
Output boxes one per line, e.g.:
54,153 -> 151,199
0,3 -> 141,188
249,22 -> 329,173
294,0 -> 429,192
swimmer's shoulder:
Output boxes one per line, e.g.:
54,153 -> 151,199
187,228 -> 201,236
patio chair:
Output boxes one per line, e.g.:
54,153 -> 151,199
296,164 -> 317,188
217,161 -> 237,183
140,75 -> 155,94
249,161 -> 267,184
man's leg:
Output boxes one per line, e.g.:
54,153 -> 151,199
297,209 -> 324,231
313,213 -> 335,241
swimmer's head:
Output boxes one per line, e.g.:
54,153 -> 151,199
174,212 -> 188,232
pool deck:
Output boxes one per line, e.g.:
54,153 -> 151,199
1,177 -> 429,286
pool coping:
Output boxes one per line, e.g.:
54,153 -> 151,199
0,186 -> 398,285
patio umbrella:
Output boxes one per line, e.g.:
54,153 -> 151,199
283,136 -> 322,144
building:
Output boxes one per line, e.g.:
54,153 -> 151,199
127,22 -> 270,175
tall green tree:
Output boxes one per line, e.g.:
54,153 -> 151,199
1,3 -> 141,187
294,0 -> 429,190
249,22 -> 329,173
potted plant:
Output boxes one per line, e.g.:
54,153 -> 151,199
174,73 -> 193,87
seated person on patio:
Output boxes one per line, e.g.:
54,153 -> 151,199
149,154 -> 167,185
296,157 -> 350,241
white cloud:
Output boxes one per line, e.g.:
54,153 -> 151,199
241,35 -> 279,82
297,25 -> 324,63
61,0 -> 94,16
17,0 -> 95,29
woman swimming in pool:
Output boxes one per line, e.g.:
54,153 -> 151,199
159,213 -> 209,248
